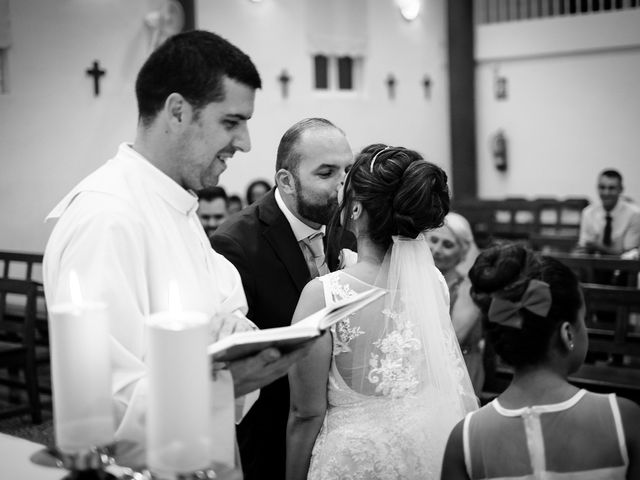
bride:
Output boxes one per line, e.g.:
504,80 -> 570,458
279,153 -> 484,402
286,144 -> 478,479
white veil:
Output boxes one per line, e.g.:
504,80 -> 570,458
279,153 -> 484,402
332,233 -> 478,414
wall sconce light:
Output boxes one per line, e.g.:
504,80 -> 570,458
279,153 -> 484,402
278,69 -> 291,99
493,66 -> 508,100
422,75 -> 431,99
395,0 -> 421,21
386,74 -> 396,100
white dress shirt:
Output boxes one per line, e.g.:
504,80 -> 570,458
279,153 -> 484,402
44,143 -> 254,468
578,199 -> 640,254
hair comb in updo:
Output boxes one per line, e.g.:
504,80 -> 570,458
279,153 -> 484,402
488,279 -> 552,329
369,146 -> 391,173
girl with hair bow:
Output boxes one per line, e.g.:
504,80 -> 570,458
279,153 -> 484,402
441,243 -> 640,480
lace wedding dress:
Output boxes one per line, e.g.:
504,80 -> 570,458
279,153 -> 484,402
307,235 -> 478,480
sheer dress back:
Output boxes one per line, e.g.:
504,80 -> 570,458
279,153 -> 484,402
307,268 -> 475,480
463,390 -> 629,480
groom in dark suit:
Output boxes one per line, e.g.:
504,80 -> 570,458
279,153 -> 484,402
211,118 -> 353,479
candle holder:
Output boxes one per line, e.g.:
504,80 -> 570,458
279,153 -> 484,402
57,444 -> 117,479
144,466 -> 219,479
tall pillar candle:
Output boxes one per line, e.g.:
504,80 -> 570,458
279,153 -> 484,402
49,302 -> 115,453
146,312 -> 211,477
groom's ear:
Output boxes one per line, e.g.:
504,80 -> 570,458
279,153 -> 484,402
275,169 -> 295,194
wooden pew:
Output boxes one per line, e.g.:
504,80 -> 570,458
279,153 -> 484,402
545,252 -> 640,287
0,251 -> 51,399
453,197 -> 589,249
0,251 -> 46,322
569,283 -> 640,402
528,233 -> 578,253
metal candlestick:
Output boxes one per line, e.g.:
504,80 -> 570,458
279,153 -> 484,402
58,444 -> 117,480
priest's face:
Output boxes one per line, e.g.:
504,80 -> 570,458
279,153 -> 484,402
291,128 -> 353,227
178,77 -> 255,191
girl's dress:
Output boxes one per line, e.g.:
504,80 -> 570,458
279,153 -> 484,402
463,389 -> 629,479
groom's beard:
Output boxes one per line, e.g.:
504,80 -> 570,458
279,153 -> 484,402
294,185 -> 338,226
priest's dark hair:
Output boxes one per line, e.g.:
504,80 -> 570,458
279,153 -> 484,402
135,30 -> 262,127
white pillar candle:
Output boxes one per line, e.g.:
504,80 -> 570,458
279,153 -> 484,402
146,311 -> 211,476
49,302 -> 115,453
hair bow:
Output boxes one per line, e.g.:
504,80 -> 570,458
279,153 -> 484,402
488,279 -> 552,329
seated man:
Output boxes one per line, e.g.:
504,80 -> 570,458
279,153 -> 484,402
198,186 -> 230,237
576,169 -> 640,257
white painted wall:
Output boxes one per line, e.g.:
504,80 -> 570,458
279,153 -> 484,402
196,0 -> 451,203
475,10 -> 640,204
0,0 -> 449,252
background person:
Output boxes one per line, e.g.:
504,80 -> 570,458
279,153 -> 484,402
287,144 -> 477,480
245,178 -> 271,205
441,243 -> 640,479
576,169 -> 640,256
198,186 -> 230,236
227,194 -> 244,215
43,30 -> 309,469
427,212 -> 485,395
211,117 -> 353,480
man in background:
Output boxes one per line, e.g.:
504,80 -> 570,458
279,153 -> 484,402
211,117 -> 353,479
228,194 -> 244,215
43,30 -> 309,470
576,168 -> 640,257
198,186 -> 230,236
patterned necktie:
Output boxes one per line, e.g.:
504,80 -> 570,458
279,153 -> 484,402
301,232 -> 329,278
603,213 -> 612,247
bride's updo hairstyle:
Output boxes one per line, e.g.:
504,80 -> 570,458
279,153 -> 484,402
328,143 -> 450,254
468,243 -> 582,368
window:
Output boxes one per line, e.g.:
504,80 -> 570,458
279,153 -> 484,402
337,56 -> 353,90
314,55 -> 329,90
313,54 -> 361,92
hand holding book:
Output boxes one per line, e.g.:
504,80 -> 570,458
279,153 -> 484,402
208,287 -> 386,362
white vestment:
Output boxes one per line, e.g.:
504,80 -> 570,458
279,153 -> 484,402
44,143 -> 255,468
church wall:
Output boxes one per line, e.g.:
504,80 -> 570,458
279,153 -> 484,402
196,0 -> 451,206
0,0 -> 450,252
0,0 -> 156,252
475,10 -> 640,205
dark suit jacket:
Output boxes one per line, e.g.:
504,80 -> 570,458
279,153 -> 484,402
210,190 -> 314,480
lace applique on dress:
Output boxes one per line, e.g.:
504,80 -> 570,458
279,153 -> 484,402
327,274 -> 364,355
367,309 -> 422,398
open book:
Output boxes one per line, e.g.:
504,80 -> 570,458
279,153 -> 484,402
207,287 -> 386,362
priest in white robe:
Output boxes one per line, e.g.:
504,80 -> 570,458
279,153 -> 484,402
43,30 -> 309,471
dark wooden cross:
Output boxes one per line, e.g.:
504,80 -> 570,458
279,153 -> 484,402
86,60 -> 106,97
278,69 -> 291,99
423,76 -> 432,99
386,74 -> 396,100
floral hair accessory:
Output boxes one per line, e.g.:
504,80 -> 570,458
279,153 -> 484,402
488,279 -> 551,329
370,146 -> 391,173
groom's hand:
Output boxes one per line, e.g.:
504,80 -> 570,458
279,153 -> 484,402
228,341 -> 315,397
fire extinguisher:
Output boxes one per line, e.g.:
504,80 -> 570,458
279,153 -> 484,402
492,130 -> 507,172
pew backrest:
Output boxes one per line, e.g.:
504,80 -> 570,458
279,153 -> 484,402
547,253 -> 640,287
